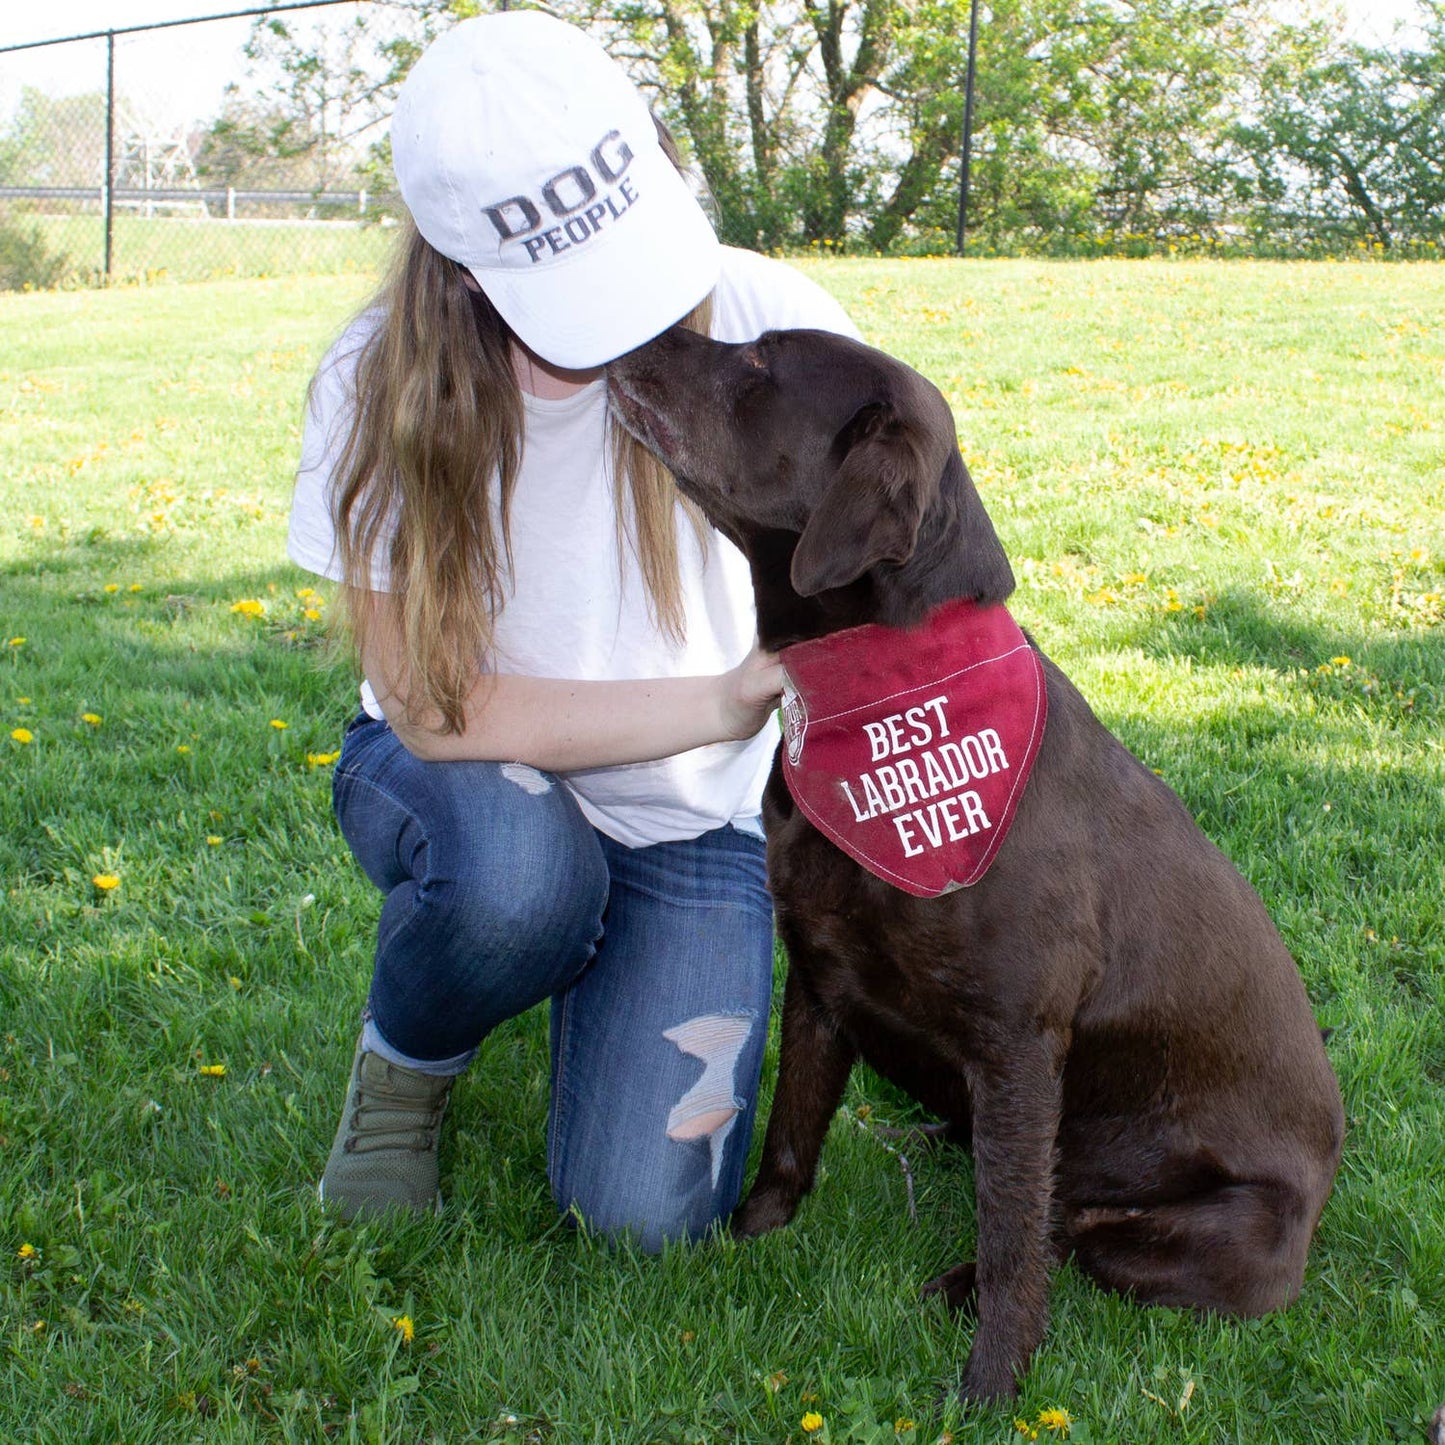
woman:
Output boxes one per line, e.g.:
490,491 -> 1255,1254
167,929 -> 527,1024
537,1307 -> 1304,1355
287,10 -> 858,1249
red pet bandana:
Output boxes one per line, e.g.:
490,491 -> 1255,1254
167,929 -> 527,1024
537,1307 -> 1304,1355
778,599 -> 1047,897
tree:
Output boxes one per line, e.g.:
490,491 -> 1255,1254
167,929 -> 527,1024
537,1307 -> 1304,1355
196,1 -> 461,197
1237,6 -> 1445,246
178,0 -> 1445,254
0,89 -> 108,190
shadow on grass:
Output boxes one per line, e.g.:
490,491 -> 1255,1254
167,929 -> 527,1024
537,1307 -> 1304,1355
1,554 -> 355,726
1120,586 -> 1441,693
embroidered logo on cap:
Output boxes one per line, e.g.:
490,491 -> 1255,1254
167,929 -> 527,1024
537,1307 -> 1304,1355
482,129 -> 641,266
779,599 -> 1047,897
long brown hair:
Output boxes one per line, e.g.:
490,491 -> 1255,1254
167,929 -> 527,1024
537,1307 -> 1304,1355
329,217 -> 713,736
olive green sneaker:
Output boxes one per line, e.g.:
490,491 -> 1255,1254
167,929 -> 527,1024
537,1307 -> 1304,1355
318,1038 -> 453,1221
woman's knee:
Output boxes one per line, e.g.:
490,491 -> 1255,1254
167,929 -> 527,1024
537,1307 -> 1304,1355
552,1099 -> 762,1254
336,731 -> 609,957
548,1003 -> 769,1253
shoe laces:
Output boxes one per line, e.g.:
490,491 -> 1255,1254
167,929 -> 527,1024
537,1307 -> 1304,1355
345,1057 -> 451,1155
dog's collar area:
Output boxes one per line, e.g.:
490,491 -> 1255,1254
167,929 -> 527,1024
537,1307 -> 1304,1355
778,598 -> 1047,896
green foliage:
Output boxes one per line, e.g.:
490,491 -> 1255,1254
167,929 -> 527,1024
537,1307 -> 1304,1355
560,0 -> 1445,253
1236,15 -> 1445,247
10,2 -> 1445,260
0,217 -> 72,291
1,260 -> 1443,1440
0,87 -> 108,190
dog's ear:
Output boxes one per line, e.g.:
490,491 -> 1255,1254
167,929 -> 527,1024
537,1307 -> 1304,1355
790,401 -> 937,597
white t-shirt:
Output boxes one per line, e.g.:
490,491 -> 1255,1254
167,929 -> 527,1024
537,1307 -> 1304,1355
288,245 -> 860,847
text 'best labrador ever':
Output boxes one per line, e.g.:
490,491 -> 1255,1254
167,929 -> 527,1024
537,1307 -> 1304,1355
787,689 -> 1009,860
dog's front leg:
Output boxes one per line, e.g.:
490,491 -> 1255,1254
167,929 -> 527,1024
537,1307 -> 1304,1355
949,1032 -> 1065,1404
732,966 -> 856,1237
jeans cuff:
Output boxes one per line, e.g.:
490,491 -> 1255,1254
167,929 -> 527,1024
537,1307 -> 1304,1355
361,1016 -> 476,1078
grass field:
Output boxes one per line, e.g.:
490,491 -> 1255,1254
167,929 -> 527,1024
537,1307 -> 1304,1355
9,211 -> 397,288
1,258 -> 1442,1443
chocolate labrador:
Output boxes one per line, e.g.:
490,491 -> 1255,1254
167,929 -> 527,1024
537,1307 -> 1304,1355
607,327 -> 1344,1404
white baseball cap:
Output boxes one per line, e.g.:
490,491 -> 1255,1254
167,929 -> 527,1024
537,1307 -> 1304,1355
391,11 -> 721,369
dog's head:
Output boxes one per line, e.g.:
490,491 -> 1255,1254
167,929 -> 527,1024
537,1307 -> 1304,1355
607,326 -> 1013,644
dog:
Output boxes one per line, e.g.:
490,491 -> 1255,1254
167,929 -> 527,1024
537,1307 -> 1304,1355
607,326 -> 1344,1405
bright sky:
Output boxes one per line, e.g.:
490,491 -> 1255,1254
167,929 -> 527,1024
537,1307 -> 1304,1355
0,0 -> 1431,131
0,0 -> 372,130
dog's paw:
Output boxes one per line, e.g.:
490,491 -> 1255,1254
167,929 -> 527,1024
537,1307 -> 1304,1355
956,1348 -> 1021,1406
921,1260 -> 978,1316
730,1186 -> 797,1238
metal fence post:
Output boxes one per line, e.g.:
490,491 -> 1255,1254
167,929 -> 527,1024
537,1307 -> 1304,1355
104,30 -> 116,280
954,0 -> 980,256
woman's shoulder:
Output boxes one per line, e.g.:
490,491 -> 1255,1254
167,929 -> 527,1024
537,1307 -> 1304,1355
314,306 -> 385,385
712,246 -> 860,343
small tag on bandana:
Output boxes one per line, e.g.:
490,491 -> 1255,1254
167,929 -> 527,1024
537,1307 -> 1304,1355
779,599 -> 1046,897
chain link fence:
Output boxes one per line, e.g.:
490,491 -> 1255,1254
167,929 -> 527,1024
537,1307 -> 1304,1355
0,1 -> 412,289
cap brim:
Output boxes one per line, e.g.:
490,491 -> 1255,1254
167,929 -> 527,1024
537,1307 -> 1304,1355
467,167 -> 721,370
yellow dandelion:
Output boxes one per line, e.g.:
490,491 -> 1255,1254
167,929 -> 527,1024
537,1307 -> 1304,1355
7,637 -> 23,648
801,1413 -> 824,1434
230,599 -> 265,618
296,587 -> 316,599
93,873 -> 120,890
1330,655 -> 1351,667
894,1419 -> 916,1433
207,835 -> 223,846
81,713 -> 102,727
176,744 -> 191,754
17,1243 -> 37,1260
1037,1407 -> 1072,1435
270,719 -> 288,731
228,976 -> 242,990
16,697 -> 31,705
199,1063 -> 226,1077
11,728 -> 33,744
393,1314 -> 415,1344
103,583 -> 119,594
303,608 -> 321,621
305,750 -> 340,767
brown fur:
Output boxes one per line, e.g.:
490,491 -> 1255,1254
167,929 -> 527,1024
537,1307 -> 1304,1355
608,327 -> 1344,1404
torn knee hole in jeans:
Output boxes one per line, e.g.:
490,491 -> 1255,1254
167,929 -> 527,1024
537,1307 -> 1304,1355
663,1012 -> 754,1185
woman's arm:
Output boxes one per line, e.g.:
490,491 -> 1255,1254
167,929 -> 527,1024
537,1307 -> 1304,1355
358,591 -> 784,770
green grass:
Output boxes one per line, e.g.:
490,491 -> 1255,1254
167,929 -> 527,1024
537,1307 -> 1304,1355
2,259 -> 1443,1443
10,211 -> 395,288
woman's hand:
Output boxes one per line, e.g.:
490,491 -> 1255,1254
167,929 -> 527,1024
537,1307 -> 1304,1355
716,643 -> 785,742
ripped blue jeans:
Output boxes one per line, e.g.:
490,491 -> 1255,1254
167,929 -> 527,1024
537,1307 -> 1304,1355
331,715 -> 774,1251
